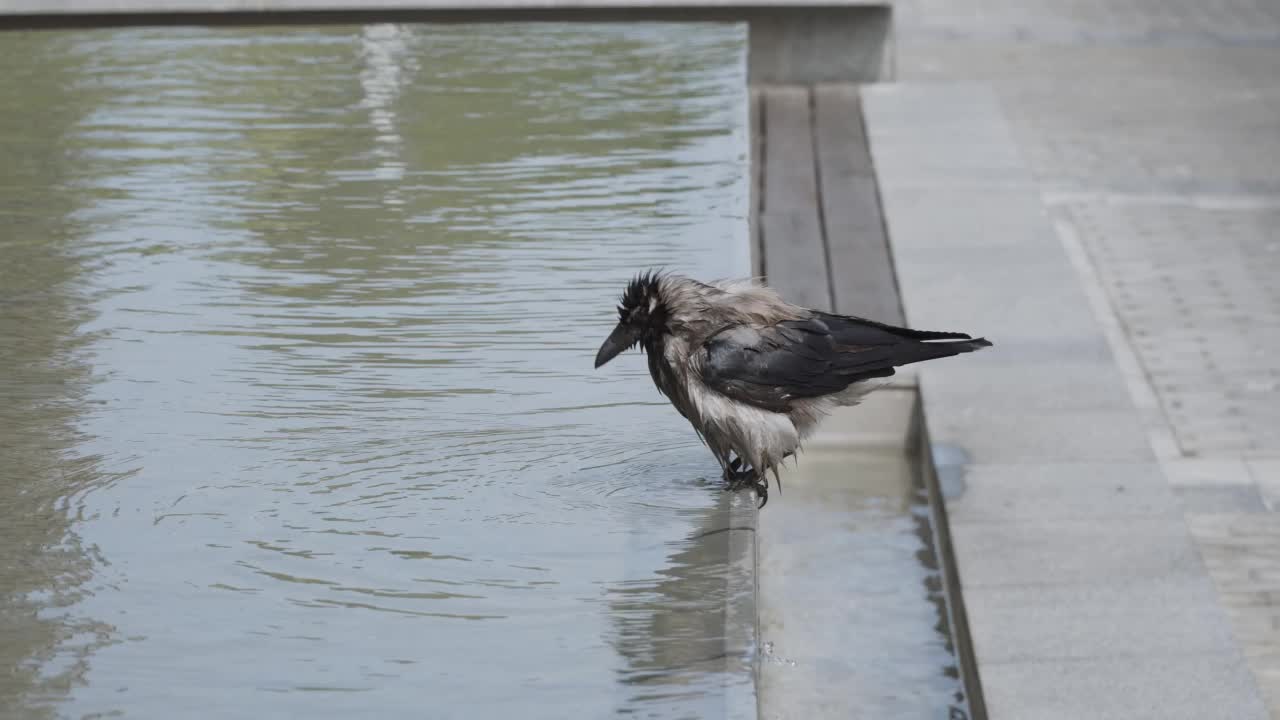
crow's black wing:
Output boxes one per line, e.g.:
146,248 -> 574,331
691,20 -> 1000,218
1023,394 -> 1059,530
700,312 -> 990,412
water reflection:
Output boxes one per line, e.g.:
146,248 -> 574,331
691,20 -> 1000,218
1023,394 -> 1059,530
0,23 -> 748,718
607,481 -> 754,718
0,31 -> 123,717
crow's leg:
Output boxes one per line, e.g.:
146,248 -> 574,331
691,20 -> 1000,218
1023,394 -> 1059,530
723,454 -> 753,489
721,453 -> 744,483
723,463 -> 752,490
723,458 -> 769,509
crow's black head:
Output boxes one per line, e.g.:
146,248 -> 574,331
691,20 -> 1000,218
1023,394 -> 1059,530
594,271 -> 670,368
616,271 -> 668,332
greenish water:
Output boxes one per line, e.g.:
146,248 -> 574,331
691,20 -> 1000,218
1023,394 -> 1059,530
0,22 -> 966,720
0,24 -> 750,719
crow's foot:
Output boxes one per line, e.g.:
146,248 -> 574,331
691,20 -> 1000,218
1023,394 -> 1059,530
753,476 -> 769,509
723,468 -> 754,491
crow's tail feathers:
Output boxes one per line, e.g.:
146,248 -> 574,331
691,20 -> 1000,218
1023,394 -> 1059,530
940,337 -> 993,350
902,336 -> 993,366
817,311 -> 983,343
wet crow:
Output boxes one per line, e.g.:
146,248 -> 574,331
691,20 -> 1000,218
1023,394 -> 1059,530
593,271 -> 991,508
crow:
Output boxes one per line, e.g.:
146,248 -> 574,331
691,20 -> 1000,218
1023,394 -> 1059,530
593,271 -> 991,508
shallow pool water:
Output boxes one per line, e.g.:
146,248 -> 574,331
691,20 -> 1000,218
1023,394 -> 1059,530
0,23 -> 750,719
0,22 -> 967,720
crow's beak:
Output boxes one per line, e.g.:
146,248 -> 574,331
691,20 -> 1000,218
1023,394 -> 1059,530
594,322 -> 640,369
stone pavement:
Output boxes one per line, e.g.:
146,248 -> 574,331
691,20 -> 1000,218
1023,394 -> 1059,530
864,83 -> 1270,719
893,0 -> 1280,714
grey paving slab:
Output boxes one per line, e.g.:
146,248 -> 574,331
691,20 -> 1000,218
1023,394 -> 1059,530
865,101 -> 1131,375
1164,457 -> 1256,487
1054,200 -> 1280,457
867,81 -> 1269,716
980,652 -> 1270,720
1248,460 -> 1280,511
873,212 -> 1123,370
885,0 -> 1280,713
920,403 -> 1154,464
873,186 -> 1059,249
1187,513 -> 1280,605
917,363 -> 1137,413
945,462 -> 1179,523
892,0 -> 1280,39
896,50 -> 1280,197
964,574 -> 1239,663
949,515 -> 1203,587
862,86 -> 1036,189
882,245 -> 1087,295
1149,514 -> 1280,716
1174,485 -> 1268,514
927,335 -> 1119,372
885,249 -> 1105,344
893,5 -> 1280,463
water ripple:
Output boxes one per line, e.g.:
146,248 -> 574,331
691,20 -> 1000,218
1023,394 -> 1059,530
1,22 -> 751,719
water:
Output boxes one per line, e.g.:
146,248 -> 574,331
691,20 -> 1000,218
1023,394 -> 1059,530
758,440 -> 970,720
0,23 -> 751,719
0,22 -> 967,720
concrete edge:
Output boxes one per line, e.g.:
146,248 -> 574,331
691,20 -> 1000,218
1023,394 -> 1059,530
0,5 -> 894,87
0,0 -> 888,14
724,491 -> 760,720
916,425 -> 989,719
0,3 -> 890,29
755,387 -> 955,718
